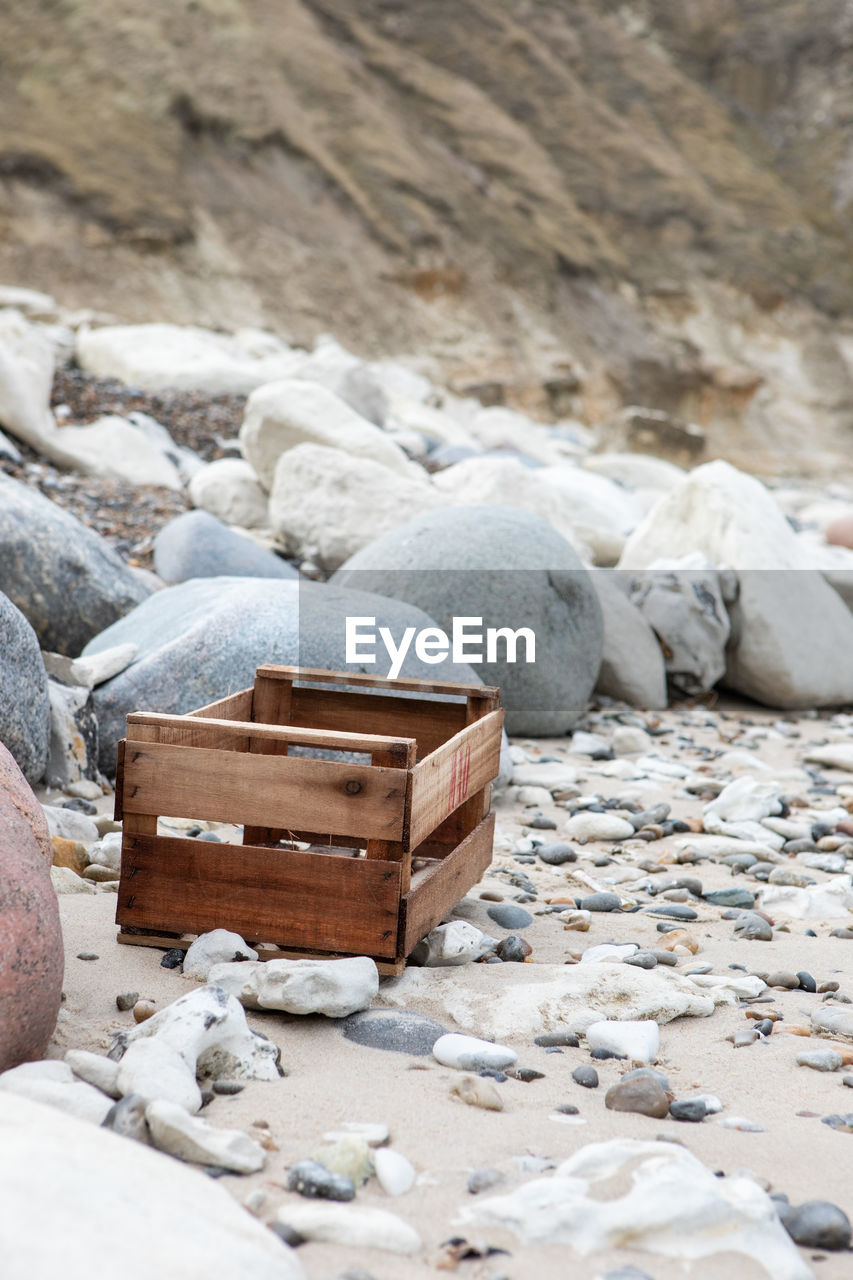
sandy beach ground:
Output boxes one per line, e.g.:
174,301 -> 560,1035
44,696 -> 853,1280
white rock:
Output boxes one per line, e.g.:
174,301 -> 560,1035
86,830 -> 123,873
804,743 -> 853,773
41,804 -> 99,847
432,1033 -> 518,1072
0,1094 -> 306,1280
54,415 -> 184,489
412,921 -> 487,967
705,777 -> 783,825
515,784 -> 554,807
812,1007 -> 853,1038
585,1019 -> 659,1064
510,762 -> 577,791
387,395 -> 473,446
457,1137 -> 811,1279
0,285 -> 56,315
65,1049 -> 121,1098
267,443 -> 442,571
378,963 -> 716,1042
0,309 -> 57,451
322,1122 -> 389,1147
241,379 -> 418,490
688,973 -> 766,999
146,1099 -> 265,1173
182,930 -> 259,980
76,323 -> 301,395
759,875 -> 853,919
580,943 -> 638,965
274,1203 -> 421,1254
111,984 -> 281,1112
563,813 -> 635,841
285,334 -> 389,424
570,731 -> 610,756
0,1060 -> 113,1125
628,562 -> 730,696
50,866 -> 97,894
44,679 -> 98,790
43,642 -> 139,689
612,726 -> 653,756
583,452 -> 686,492
188,457 -> 269,528
206,956 -> 378,1017
374,1148 -> 416,1197
670,834 -> 780,859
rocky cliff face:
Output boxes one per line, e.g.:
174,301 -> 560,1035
3,0 -> 853,472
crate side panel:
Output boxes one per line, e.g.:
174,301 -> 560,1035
289,686 -> 467,759
116,834 -> 402,957
400,813 -> 495,954
407,709 -> 503,850
258,665 -> 498,699
188,688 -> 254,721
120,741 -> 406,840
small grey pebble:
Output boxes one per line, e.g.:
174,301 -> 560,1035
467,1168 -> 505,1195
271,1222 -> 305,1246
590,1048 -> 624,1060
797,971 -> 817,992
61,797 -> 98,815
535,1031 -> 579,1047
478,1069 -> 508,1082
554,1102 -> 579,1114
203,1166 -> 231,1179
579,892 -> 621,913
287,1159 -> 356,1202
536,842 -> 577,866
496,935 -> 528,963
669,1098 -> 707,1122
572,1065 -> 599,1089
76,953 -> 98,961
486,904 -> 533,930
528,815 -> 557,830
600,1269 -> 655,1280
338,1271 -> 378,1280
508,1067 -> 545,1082
624,950 -> 658,969
196,831 -> 221,842
115,991 -> 139,1011
843,1076 -> 853,1088
780,1200 -> 852,1250
212,1079 -> 244,1095
160,948 -> 185,969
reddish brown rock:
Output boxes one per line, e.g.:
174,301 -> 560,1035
0,742 -> 64,1070
827,515 -> 853,550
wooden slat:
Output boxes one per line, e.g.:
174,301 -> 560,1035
121,741 -> 407,840
257,664 -> 499,700
114,739 -> 126,821
400,813 -> 495,954
288,686 -> 467,760
407,709 -> 504,850
189,688 -> 254,721
116,834 -> 402,958
126,711 -> 414,760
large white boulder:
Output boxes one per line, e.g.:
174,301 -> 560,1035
76,323 -> 302,394
188,457 -> 269,528
268,443 -> 443,570
619,460 -> 853,707
207,956 -> 378,1017
0,309 -> 60,452
241,379 -> 419,489
53,415 -> 184,489
0,1094 -> 305,1280
284,334 -> 389,424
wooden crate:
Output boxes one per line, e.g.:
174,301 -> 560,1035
114,665 -> 504,973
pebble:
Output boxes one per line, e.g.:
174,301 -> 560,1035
731,1028 -> 759,1048
600,1268 -> 654,1280
450,1076 -> 503,1111
373,1148 -> 416,1197
509,1066 -> 545,1082
564,812 -> 635,841
496,935 -> 530,963
535,842 -> 577,865
797,970 -> 817,992
821,1113 -> 853,1132
341,1010 -> 448,1055
534,1031 -> 580,1048
604,1075 -> 670,1118
796,1049 -> 842,1071
132,1000 -> 156,1023
115,991 -> 139,1011
646,904 -> 698,920
702,888 -> 755,909
766,971 -> 799,989
486,904 -> 534,930
76,952 -> 98,961
572,1065 -> 599,1089
433,1034 -> 517,1072
624,950 -> 658,969
669,1098 -> 707,1122
733,911 -> 773,941
287,1159 -> 356,1202
467,1168 -> 505,1194
780,1200 -> 852,1250
211,1079 -> 244,1095
528,815 -> 557,829
160,948 -> 185,969
579,892 -> 623,913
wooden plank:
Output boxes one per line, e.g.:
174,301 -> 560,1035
257,664 -> 499,700
189,688 -> 254,721
407,709 -> 503,850
126,711 -> 414,760
114,739 -> 126,821
115,931 -> 405,975
289,686 -> 466,760
399,813 -> 495,954
116,834 -> 402,958
121,741 -> 407,840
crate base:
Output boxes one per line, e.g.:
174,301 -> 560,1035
116,929 -> 407,976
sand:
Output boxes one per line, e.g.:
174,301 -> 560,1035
43,697 -> 853,1280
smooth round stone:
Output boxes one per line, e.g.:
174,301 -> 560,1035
467,1168 -> 505,1195
767,970 -> 799,989
624,950 -> 658,969
831,928 -> 853,939
115,991 -> 139,1011
604,1075 -> 669,1118
534,1031 -> 579,1048
843,1076 -> 853,1088
822,1113 -> 853,1132
733,911 -> 773,941
703,888 -> 755,909
536,843 -> 577,866
496,935 -> 530,963
486,904 -> 534,930
373,1147 -> 416,1197
650,950 -> 679,966
669,1098 -> 707,1122
564,813 -> 635,841
572,1065 -> 599,1089
528,815 -> 557,830
646,904 -> 697,920
579,892 -> 622,913
600,1268 -> 654,1280
797,970 -> 817,992
590,1049 -> 623,1061
797,1049 -> 843,1072
433,1033 -> 517,1072
287,1159 -> 355,1202
341,1009 -> 448,1055
781,1201 -> 852,1250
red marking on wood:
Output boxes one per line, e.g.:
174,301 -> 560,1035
447,742 -> 472,813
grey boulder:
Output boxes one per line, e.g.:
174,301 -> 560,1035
334,506 -> 603,735
153,510 -> 297,584
0,593 -> 49,785
0,472 -> 152,655
591,571 -> 667,709
628,567 -> 732,697
84,577 -> 479,772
